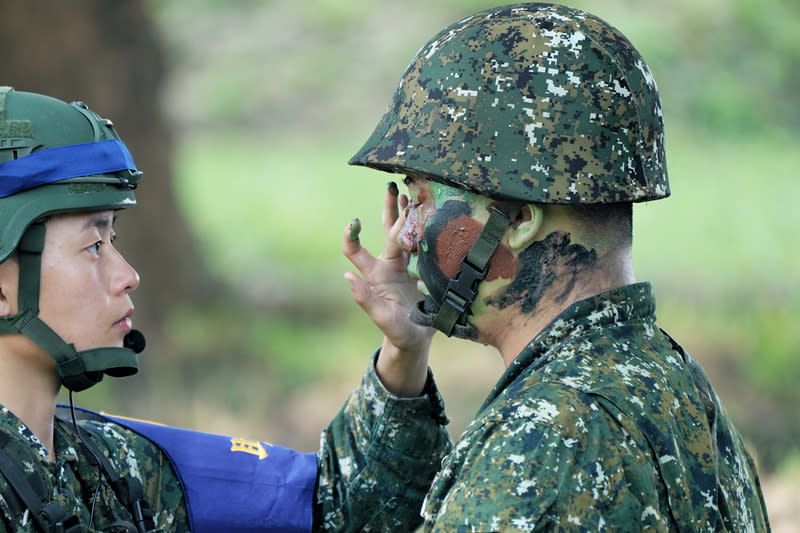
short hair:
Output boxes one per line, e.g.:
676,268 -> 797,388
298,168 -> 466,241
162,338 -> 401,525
563,203 -> 632,249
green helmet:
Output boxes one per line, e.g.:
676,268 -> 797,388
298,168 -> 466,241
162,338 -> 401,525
0,87 -> 141,262
0,87 -> 145,391
350,2 -> 669,204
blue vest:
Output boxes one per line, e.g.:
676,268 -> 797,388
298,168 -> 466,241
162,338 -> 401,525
83,408 -> 317,532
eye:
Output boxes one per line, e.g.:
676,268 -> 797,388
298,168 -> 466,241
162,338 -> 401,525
88,241 -> 103,254
413,189 -> 428,209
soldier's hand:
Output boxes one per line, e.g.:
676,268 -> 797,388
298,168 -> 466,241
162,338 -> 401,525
342,182 -> 434,397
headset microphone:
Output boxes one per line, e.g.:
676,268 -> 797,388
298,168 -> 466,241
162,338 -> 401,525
123,329 -> 146,354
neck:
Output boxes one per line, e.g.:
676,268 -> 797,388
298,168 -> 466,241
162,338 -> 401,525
481,246 -> 635,367
0,335 -> 61,460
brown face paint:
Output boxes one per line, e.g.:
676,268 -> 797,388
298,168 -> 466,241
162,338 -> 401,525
435,214 -> 518,282
416,199 -> 472,308
436,214 -> 481,279
487,242 -> 518,281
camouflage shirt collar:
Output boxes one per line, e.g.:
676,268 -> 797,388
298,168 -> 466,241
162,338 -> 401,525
0,404 -> 82,464
0,405 -> 50,460
481,282 -> 656,411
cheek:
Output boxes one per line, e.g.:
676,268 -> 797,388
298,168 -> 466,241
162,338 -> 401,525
435,215 -> 518,281
398,208 -> 420,251
39,257 -> 103,323
436,215 -> 481,278
399,203 -> 438,253
487,246 -> 518,281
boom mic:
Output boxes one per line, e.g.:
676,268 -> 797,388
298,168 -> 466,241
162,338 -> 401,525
123,329 -> 146,354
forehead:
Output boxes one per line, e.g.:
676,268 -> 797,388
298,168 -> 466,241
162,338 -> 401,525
44,210 -> 115,234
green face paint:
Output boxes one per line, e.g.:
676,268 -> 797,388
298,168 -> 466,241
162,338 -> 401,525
430,181 -> 489,214
349,218 -> 362,241
407,253 -> 420,279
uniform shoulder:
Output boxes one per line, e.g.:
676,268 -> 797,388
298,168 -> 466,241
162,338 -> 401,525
56,407 -> 164,470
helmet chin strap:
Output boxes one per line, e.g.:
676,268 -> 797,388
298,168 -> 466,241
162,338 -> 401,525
409,295 -> 479,340
409,207 -> 511,339
0,222 -> 144,392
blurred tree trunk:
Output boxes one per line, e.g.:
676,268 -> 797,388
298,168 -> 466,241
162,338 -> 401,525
0,1 -> 210,348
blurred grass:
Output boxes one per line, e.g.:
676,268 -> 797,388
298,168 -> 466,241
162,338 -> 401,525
173,134 -> 384,289
635,127 -> 798,278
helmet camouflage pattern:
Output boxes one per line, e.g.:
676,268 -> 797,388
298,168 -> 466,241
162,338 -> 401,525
350,2 -> 669,204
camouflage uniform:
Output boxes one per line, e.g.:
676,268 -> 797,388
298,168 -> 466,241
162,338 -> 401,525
316,354 -> 451,532
0,369 -> 452,533
0,407 -> 188,532
419,283 -> 770,532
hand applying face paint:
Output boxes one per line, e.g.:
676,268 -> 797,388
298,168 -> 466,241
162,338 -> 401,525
342,182 -> 434,397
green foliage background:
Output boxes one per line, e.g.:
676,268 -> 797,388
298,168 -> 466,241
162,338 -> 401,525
74,0 -> 799,477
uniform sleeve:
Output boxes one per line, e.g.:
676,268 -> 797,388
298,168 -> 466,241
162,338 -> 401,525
314,350 -> 452,532
425,388 -> 661,532
82,421 -> 190,531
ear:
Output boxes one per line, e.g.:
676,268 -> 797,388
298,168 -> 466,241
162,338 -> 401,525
0,258 -> 19,317
506,204 -> 543,253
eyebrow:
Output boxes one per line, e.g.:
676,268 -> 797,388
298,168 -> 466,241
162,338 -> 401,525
81,213 -> 116,232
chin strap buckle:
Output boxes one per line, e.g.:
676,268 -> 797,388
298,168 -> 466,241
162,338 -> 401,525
435,256 -> 488,319
432,207 -> 511,336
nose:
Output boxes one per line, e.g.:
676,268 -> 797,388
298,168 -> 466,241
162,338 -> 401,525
397,208 -> 419,253
111,247 -> 140,295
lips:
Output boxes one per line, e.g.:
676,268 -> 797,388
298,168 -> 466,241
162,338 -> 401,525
113,309 -> 134,332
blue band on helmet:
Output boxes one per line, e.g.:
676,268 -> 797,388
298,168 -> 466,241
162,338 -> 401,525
0,139 -> 138,198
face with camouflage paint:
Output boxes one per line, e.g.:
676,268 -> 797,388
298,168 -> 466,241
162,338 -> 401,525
398,176 -> 519,325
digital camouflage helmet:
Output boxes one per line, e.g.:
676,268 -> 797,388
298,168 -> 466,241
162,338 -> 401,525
350,3 -> 670,337
0,87 -> 145,391
350,2 -> 669,204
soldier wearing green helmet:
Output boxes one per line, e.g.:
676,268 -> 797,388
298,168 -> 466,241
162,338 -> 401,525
0,87 -> 146,393
342,3 -> 770,530
0,86 -> 452,531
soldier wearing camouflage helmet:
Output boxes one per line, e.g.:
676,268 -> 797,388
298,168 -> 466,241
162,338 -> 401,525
342,3 -> 770,530
0,87 -> 451,532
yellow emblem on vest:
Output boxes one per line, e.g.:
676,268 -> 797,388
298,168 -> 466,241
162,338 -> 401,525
230,438 -> 272,460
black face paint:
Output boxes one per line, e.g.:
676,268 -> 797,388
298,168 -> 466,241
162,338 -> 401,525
489,231 -> 597,313
416,199 -> 473,309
